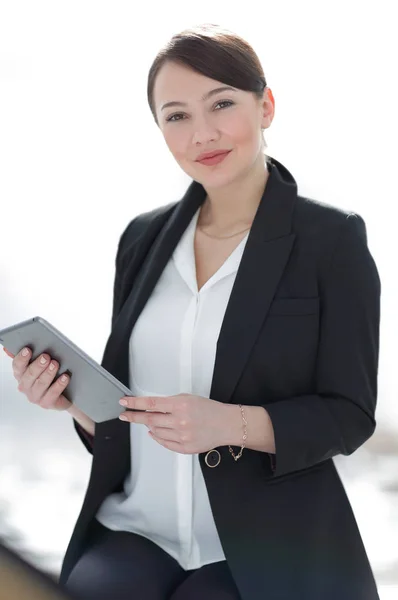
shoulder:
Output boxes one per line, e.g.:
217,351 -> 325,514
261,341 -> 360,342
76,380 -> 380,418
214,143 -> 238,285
123,200 -> 178,239
294,195 -> 368,248
116,200 -> 178,263
295,194 -> 363,228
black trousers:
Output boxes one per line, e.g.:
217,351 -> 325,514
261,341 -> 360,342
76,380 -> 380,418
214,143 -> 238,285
63,519 -> 242,600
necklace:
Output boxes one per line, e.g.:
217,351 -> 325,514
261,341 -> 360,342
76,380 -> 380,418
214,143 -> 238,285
198,224 -> 251,240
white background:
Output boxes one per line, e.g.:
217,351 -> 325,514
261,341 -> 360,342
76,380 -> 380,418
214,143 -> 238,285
0,1 -> 397,597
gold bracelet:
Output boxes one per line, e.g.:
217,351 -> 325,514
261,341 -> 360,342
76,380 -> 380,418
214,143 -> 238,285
228,404 -> 247,461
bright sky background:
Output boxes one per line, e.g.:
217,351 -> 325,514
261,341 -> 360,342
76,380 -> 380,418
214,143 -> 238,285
0,1 -> 396,422
0,1 -> 397,596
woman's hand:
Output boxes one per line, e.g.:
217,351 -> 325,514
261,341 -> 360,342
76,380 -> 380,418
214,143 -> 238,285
118,393 -> 231,454
3,346 -> 72,411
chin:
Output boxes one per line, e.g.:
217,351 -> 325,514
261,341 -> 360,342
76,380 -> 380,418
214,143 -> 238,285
193,172 -> 239,189
192,166 -> 247,188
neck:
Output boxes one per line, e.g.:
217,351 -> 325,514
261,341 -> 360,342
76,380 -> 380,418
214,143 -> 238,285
198,153 -> 269,229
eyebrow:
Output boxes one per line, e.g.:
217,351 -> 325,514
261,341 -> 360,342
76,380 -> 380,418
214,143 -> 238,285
160,86 -> 238,112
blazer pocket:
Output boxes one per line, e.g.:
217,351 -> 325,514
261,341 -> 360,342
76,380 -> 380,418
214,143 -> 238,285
264,458 -> 330,485
268,297 -> 319,316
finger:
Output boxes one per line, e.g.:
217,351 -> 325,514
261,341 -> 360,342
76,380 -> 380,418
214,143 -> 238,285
40,372 -> 70,408
120,411 -> 174,428
17,353 -> 53,393
149,427 -> 183,442
12,347 -> 32,378
33,360 -> 60,407
148,431 -> 185,453
119,395 -> 174,413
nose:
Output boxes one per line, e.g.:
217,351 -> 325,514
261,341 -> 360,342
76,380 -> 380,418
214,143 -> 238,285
191,116 -> 219,146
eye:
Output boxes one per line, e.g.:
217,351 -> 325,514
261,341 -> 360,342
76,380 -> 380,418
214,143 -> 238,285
166,100 -> 235,123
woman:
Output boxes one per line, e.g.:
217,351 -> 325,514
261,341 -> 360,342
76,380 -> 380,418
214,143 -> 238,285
7,23 -> 381,600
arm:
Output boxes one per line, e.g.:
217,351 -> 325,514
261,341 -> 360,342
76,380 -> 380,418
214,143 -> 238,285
223,403 -> 276,472
68,403 -> 95,454
67,403 -> 95,436
259,213 -> 381,477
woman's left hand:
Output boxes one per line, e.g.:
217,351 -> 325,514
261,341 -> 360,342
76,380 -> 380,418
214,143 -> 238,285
118,393 -> 230,454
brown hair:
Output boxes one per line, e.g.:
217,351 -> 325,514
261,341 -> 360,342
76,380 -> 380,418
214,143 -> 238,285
147,23 -> 269,151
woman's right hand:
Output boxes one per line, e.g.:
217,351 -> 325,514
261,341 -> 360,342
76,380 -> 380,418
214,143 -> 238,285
4,346 -> 72,411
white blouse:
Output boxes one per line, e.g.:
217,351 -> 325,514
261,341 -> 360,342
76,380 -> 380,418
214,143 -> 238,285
95,205 -> 250,570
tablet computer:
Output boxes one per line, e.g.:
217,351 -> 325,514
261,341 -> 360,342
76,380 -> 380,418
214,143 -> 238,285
0,316 -> 142,423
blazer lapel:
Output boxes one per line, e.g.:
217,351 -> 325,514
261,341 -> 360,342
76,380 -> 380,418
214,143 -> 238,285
102,157 -> 297,408
101,179 -> 206,388
210,166 -> 296,404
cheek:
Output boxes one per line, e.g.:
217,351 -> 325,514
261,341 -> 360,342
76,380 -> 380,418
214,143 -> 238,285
230,118 -> 258,148
163,129 -> 189,161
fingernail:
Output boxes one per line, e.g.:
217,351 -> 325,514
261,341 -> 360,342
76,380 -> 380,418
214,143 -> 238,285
119,399 -> 128,406
119,414 -> 128,421
22,348 -> 29,356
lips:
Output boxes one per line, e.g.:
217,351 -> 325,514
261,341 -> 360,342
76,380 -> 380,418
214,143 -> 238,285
196,150 -> 231,161
196,152 -> 232,167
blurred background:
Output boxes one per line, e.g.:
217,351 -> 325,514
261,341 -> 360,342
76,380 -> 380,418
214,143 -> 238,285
0,1 -> 397,598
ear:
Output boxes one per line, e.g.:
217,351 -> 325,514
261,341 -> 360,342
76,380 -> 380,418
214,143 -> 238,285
260,87 -> 275,130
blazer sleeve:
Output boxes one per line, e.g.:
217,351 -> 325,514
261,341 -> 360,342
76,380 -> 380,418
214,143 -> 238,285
71,218 -> 138,454
263,212 -> 381,478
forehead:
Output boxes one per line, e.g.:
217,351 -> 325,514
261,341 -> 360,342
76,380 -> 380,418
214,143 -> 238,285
154,61 -> 234,105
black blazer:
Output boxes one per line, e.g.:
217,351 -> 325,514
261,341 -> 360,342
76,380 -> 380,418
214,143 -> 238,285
59,157 -> 381,600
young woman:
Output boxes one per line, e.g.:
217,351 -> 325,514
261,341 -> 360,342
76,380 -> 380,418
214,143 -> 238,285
7,23 -> 381,600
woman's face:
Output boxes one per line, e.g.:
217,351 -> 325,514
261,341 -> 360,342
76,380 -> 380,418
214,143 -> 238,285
153,61 -> 274,188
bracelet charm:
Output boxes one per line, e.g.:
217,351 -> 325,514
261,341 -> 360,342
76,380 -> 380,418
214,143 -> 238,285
205,449 -> 221,468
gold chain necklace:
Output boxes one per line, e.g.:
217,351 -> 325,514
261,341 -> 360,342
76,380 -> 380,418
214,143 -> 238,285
198,224 -> 251,240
